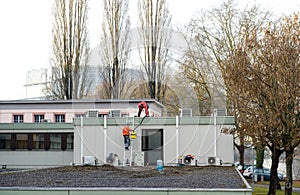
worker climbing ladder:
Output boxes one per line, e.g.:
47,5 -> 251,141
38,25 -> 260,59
122,116 -> 146,166
123,116 -> 134,166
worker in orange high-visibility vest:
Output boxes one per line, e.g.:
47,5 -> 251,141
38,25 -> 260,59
122,125 -> 132,150
137,101 -> 149,117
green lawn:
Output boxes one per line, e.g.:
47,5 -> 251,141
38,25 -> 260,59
257,181 -> 300,188
253,187 -> 300,195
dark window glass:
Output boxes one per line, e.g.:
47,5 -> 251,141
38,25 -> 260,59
34,115 -> 44,123
66,134 -> 74,149
16,134 -> 28,149
55,114 -> 65,123
50,134 -> 61,149
13,115 -> 23,123
0,134 -> 11,149
0,133 -> 74,151
33,134 -> 44,149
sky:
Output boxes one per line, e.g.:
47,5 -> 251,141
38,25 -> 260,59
0,0 -> 299,100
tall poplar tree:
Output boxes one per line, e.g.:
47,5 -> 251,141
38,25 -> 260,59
137,0 -> 171,102
45,0 -> 91,100
100,0 -> 131,99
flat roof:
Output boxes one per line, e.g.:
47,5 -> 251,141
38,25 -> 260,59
0,99 -> 165,108
0,165 -> 251,191
73,116 -> 235,126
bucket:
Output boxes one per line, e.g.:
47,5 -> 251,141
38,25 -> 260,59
178,155 -> 183,165
130,132 -> 137,139
156,160 -> 163,172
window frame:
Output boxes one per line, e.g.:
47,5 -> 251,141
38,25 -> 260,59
13,114 -> 24,123
54,113 -> 66,123
33,113 -> 45,123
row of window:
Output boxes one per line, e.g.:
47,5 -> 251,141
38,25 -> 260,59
14,114 -> 66,123
13,112 -> 132,123
0,133 -> 74,151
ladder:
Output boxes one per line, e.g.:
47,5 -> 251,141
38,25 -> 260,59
122,116 -> 146,166
123,140 -> 134,166
123,116 -> 135,166
126,116 -> 135,129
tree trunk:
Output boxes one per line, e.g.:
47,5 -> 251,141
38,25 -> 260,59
285,149 -> 294,195
235,143 -> 245,166
256,145 -> 265,169
268,148 -> 283,195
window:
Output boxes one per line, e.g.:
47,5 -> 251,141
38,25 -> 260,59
0,134 -> 11,149
66,134 -> 74,149
55,114 -> 65,123
0,133 -> 74,151
13,115 -> 23,123
34,114 -> 44,123
16,134 -> 28,149
33,134 -> 44,149
50,134 -> 61,149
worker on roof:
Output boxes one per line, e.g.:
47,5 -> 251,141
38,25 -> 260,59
137,101 -> 149,117
122,125 -> 132,150
184,154 -> 195,164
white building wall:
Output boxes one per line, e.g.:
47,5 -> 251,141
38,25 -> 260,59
0,151 -> 73,169
73,120 -> 234,166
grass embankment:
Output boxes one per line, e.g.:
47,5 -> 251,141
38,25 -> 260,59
253,180 -> 300,195
253,187 -> 300,195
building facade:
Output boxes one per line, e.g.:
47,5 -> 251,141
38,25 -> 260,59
74,116 -> 235,167
0,99 -> 235,168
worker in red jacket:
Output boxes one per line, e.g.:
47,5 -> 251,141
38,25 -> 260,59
137,101 -> 149,117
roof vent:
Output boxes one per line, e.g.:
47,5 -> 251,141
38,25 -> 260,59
216,108 -> 227,116
86,110 -> 98,117
179,109 -> 192,117
109,110 -> 121,117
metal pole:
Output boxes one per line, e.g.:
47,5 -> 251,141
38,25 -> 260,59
80,116 -> 83,164
214,109 -> 217,157
104,115 -> 107,164
176,115 -> 179,162
252,146 -> 255,190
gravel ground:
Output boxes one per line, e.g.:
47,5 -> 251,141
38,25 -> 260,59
0,165 -> 247,189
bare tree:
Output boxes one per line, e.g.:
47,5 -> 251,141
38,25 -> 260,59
243,14 -> 300,195
222,12 -> 300,195
100,0 -> 131,99
137,0 -> 171,102
184,0 -> 270,166
178,50 -> 212,116
45,0 -> 91,100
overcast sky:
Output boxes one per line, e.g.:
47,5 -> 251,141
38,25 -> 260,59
0,0 -> 299,100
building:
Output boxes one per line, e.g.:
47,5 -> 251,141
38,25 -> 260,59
0,99 -> 234,168
24,68 -> 49,100
74,115 -> 234,167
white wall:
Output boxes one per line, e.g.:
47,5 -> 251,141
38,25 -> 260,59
0,151 -> 73,169
74,122 -> 234,166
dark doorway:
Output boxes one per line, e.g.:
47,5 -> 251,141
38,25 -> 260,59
142,129 -> 163,165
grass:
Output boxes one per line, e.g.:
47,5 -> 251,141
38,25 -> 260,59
253,187 -> 300,195
252,180 -> 300,195
257,180 -> 300,188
